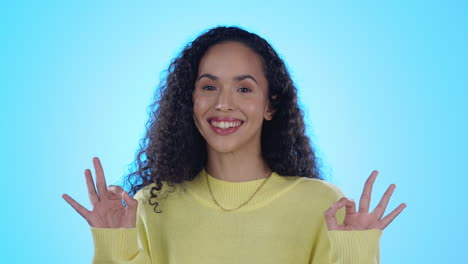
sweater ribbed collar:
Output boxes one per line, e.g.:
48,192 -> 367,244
182,168 -> 300,211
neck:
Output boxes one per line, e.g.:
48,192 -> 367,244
205,142 -> 272,182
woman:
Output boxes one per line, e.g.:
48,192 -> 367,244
62,26 -> 406,264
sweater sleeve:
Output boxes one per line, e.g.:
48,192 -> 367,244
90,192 -> 152,264
309,181 -> 382,264
327,229 -> 381,263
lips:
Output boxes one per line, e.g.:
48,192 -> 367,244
207,117 -> 244,122
209,123 -> 243,135
207,117 -> 244,136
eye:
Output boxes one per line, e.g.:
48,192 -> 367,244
202,85 -> 216,91
238,87 -> 252,93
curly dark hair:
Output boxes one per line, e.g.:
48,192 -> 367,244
124,26 -> 324,213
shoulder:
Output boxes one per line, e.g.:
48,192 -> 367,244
133,181 -> 183,202
276,175 -> 347,216
293,177 -> 345,202
133,185 -> 152,205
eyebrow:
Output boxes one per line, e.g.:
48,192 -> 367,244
197,73 -> 259,85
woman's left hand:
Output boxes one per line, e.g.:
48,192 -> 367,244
324,170 -> 407,231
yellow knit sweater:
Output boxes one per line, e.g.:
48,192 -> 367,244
91,169 -> 382,263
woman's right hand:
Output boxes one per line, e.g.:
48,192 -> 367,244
62,157 -> 138,228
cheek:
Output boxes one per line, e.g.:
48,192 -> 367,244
246,99 -> 268,116
193,96 -> 210,119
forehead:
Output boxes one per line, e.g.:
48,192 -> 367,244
197,41 -> 265,80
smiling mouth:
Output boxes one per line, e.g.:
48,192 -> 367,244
209,120 -> 243,129
208,120 -> 244,135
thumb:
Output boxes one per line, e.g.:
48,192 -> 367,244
107,185 -> 124,199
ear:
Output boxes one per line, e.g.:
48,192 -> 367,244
264,95 -> 277,121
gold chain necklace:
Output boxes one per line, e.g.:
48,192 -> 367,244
205,171 -> 271,212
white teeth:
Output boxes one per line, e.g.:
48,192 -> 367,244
210,120 -> 242,129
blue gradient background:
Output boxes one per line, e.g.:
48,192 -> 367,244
2,1 -> 466,263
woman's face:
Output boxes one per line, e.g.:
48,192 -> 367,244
192,41 -> 273,154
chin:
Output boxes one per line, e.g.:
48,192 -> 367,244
206,141 -> 242,154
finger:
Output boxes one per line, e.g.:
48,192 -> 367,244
378,203 -> 407,230
93,157 -> 108,198
324,198 -> 347,230
345,198 -> 356,215
62,194 -> 91,220
85,169 -> 99,205
122,191 -> 138,211
107,185 -> 125,200
122,192 -> 138,228
373,184 -> 396,219
359,170 -> 378,213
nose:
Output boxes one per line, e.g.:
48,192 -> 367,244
215,89 -> 235,111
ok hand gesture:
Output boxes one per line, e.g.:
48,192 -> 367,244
62,157 -> 138,228
325,170 -> 407,231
